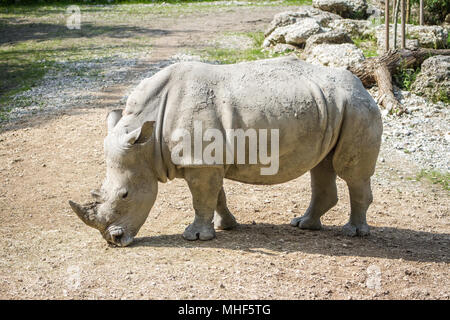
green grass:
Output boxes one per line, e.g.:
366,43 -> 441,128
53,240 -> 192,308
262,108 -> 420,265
431,89 -> 450,104
416,169 -> 449,191
353,37 -> 378,58
0,1 -> 309,120
194,31 -> 290,64
352,33 -> 378,58
393,67 -> 421,91
0,35 -> 152,119
1,0 -> 311,5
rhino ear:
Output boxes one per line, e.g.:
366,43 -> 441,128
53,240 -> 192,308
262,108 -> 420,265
107,109 -> 123,134
126,121 -> 155,145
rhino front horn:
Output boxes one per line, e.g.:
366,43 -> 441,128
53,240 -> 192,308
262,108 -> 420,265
69,200 -> 100,229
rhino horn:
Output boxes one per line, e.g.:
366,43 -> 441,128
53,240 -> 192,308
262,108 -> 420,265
107,109 -> 123,133
69,200 -> 100,229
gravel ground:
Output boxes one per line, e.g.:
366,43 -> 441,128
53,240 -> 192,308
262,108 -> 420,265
5,54 -> 143,121
369,86 -> 449,173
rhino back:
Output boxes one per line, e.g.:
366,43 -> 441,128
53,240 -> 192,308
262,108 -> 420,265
160,57 -> 358,183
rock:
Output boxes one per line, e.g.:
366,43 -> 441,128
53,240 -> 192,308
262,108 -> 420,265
312,0 -> 368,19
407,25 -> 448,49
304,43 -> 365,69
263,18 -> 323,48
366,4 -> 383,20
267,43 -> 298,53
327,18 -> 373,37
264,6 -> 341,38
410,55 -> 450,102
304,30 -> 353,51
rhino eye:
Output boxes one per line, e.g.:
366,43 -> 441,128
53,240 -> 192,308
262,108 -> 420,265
118,188 -> 128,199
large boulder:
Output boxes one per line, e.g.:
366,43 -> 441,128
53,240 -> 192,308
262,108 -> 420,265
327,18 -> 373,37
407,25 -> 448,49
304,30 -> 353,51
264,6 -> 341,38
312,0 -> 368,19
411,55 -> 450,102
263,18 -> 323,48
303,43 -> 365,69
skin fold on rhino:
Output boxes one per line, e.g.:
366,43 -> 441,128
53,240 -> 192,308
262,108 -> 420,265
69,55 -> 382,247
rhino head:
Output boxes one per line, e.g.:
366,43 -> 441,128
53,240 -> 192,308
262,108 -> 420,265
69,110 -> 158,247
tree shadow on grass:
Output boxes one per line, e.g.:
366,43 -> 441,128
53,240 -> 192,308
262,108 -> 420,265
131,223 -> 450,264
0,19 -> 172,45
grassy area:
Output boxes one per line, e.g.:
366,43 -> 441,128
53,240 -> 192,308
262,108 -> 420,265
0,0 -> 309,120
431,89 -> 450,104
194,31 -> 290,64
352,35 -> 378,58
1,0 -> 311,5
416,169 -> 450,191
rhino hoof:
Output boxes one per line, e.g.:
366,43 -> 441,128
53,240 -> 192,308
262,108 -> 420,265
342,222 -> 370,237
183,223 -> 216,241
290,215 -> 322,230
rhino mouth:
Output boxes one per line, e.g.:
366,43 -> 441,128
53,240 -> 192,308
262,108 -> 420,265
104,226 -> 134,247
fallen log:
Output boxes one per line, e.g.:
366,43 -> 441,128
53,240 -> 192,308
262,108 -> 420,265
347,48 -> 450,114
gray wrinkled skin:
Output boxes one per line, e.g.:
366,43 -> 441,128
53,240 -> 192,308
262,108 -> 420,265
69,56 -> 382,246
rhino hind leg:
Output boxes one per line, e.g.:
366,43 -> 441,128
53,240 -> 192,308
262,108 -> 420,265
291,153 -> 338,230
332,101 -> 381,237
183,168 -> 224,241
340,179 -> 372,236
213,187 -> 238,230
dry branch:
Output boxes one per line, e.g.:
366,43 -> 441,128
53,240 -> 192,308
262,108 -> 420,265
348,48 -> 450,114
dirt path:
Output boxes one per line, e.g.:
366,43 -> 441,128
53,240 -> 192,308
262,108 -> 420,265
0,6 -> 449,300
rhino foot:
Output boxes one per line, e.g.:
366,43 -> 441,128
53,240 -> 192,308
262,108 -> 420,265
290,215 -> 322,230
342,222 -> 370,237
213,212 -> 238,230
183,222 -> 216,241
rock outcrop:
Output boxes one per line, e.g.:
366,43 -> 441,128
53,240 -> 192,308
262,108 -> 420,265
304,43 -> 365,69
312,0 -> 368,19
411,55 -> 450,102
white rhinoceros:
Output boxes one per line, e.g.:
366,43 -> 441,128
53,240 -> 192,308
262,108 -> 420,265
69,56 -> 382,247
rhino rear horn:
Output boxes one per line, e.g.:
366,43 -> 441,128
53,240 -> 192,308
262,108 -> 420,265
107,109 -> 123,133
69,200 -> 101,229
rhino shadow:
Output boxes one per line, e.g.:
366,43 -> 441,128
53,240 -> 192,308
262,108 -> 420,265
131,223 -> 450,263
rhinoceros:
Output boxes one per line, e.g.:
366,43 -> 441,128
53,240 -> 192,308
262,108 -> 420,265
69,56 -> 382,247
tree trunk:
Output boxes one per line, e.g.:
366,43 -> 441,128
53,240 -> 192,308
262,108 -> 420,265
401,0 -> 406,49
393,0 -> 400,48
406,0 -> 410,24
392,0 -> 396,23
419,0 -> 424,25
348,49 -> 450,114
385,0 -> 390,52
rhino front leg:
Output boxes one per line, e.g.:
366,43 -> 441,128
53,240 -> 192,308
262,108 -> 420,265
183,168 -> 224,241
291,154 -> 338,230
213,187 -> 238,230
